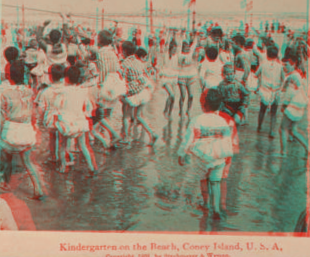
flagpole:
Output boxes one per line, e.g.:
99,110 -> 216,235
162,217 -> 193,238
150,0 -> 154,34
96,7 -> 99,33
101,8 -> 104,30
245,0 -> 247,26
192,1 -> 196,32
22,4 -> 25,51
146,0 -> 149,33
187,6 -> 190,31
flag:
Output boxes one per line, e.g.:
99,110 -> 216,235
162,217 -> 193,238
240,0 -> 246,9
246,0 -> 253,11
183,0 -> 196,7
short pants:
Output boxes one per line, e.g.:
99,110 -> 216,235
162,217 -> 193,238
199,160 -> 226,182
177,76 -> 197,87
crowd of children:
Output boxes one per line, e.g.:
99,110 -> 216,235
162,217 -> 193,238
0,13 -> 308,221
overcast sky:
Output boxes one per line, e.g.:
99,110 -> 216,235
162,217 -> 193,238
2,0 -> 308,15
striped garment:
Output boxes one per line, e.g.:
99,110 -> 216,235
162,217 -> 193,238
177,111 -> 236,167
121,55 -> 148,97
97,45 -> 121,84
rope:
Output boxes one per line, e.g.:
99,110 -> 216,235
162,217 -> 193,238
2,4 -> 60,15
2,4 -> 183,30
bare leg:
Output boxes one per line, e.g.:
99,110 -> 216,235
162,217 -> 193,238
49,130 -> 57,161
20,150 -> 43,198
221,178 -> 228,211
77,133 -> 97,173
258,102 -> 268,132
166,83 -> 175,118
163,83 -> 175,118
178,83 -> 186,116
185,80 -> 194,116
291,124 -> 308,156
136,105 -> 158,146
200,179 -> 209,208
210,181 -> 221,215
0,150 -> 13,189
92,124 -> 109,149
99,118 -> 120,140
121,101 -> 132,142
279,115 -> 290,156
163,83 -> 171,117
269,102 -> 278,138
58,134 -> 68,173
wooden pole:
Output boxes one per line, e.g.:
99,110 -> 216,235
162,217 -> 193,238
101,8 -> 104,30
150,0 -> 153,34
192,3 -> 196,32
22,4 -> 25,50
244,0 -> 247,26
16,5 -> 19,29
187,7 -> 190,31
96,7 -> 99,33
146,0 -> 149,33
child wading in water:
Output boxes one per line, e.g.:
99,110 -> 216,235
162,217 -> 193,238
279,52 -> 308,158
178,88 -> 237,220
0,61 -> 44,199
121,41 -> 158,145
255,45 -> 285,138
36,64 -> 66,163
177,33 -> 198,117
231,34 -> 251,125
161,30 -> 182,119
217,63 -> 250,125
55,66 -> 98,175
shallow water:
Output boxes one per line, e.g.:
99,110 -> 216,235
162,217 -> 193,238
5,81 -> 308,232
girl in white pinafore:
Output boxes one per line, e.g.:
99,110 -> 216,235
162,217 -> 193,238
177,89 -> 237,220
0,61 -> 44,200
255,46 -> 285,138
55,66 -> 97,175
178,34 -> 199,117
161,31 -> 183,119
199,46 -> 224,91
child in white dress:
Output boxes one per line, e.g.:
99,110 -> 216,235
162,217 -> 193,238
200,46 -> 224,91
55,66 -> 98,175
255,45 -> 285,138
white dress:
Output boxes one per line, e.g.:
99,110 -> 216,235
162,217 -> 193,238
259,60 -> 283,105
55,86 -> 92,138
200,57 -> 223,89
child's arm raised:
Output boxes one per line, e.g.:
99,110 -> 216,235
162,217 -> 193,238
239,53 -> 250,84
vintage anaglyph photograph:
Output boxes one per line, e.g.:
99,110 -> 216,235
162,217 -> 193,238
0,0 -> 309,234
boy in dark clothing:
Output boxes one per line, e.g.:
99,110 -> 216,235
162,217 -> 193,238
217,63 -> 250,125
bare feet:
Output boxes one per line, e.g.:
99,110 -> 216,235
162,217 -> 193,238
30,194 -> 45,201
163,110 -> 169,120
149,134 -> 158,146
59,164 -> 69,174
269,131 -> 276,139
